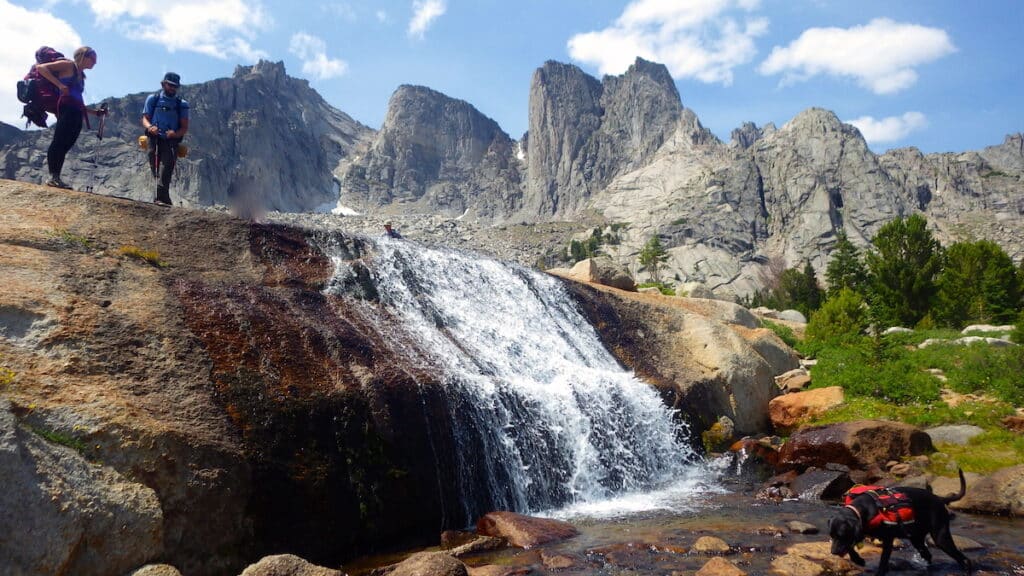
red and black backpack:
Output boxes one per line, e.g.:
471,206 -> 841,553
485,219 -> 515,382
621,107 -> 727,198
16,46 -> 68,128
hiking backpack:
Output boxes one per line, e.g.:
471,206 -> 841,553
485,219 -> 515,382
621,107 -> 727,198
16,46 -> 67,128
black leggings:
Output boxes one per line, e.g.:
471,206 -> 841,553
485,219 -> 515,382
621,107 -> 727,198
47,104 -> 83,179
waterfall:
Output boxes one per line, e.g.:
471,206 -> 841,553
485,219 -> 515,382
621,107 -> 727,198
326,238 -> 703,521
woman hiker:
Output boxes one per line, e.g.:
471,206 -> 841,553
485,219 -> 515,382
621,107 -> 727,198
33,46 -> 105,189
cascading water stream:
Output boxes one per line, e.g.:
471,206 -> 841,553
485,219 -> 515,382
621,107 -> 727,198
326,237 -> 708,522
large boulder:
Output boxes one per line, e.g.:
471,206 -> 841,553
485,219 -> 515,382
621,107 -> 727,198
549,256 -> 635,291
475,511 -> 579,549
778,420 -> 933,471
950,465 -> 1024,516
0,399 -> 164,576
562,281 -> 798,436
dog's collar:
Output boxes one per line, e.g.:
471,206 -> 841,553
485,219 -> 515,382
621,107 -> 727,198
844,504 -> 862,521
845,504 -> 866,536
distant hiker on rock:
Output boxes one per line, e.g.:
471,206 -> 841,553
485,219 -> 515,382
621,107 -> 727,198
141,72 -> 190,206
383,221 -> 403,239
32,47 -> 105,189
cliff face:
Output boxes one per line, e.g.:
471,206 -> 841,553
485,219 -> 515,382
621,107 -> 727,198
0,61 -> 373,212
523,58 -> 691,219
341,84 -> 522,220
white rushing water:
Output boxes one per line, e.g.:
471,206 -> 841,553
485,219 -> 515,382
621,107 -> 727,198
327,238 -> 711,521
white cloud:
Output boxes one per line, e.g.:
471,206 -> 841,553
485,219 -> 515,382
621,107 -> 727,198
408,0 -> 445,39
376,10 -> 389,23
759,18 -> 955,94
289,33 -> 348,80
567,0 -> 767,84
0,0 -> 82,127
847,111 -> 928,143
83,0 -> 270,61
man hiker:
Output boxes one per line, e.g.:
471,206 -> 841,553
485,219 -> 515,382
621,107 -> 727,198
141,72 -> 189,206
383,221 -> 403,239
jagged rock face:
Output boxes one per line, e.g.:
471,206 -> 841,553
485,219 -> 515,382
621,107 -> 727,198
750,108 -> 910,271
523,58 -> 686,219
0,61 -> 373,212
341,85 -> 522,220
879,134 -> 1024,258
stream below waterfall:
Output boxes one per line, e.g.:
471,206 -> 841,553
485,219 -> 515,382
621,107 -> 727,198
343,474 -> 1024,575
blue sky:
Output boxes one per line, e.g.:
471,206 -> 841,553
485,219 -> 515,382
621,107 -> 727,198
1,0 -> 1021,154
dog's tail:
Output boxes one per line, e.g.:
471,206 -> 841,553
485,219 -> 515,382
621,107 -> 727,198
939,468 -> 968,504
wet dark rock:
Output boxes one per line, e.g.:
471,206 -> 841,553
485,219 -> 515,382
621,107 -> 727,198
476,512 -> 579,549
539,550 -> 578,569
790,468 -> 854,501
778,420 -> 933,472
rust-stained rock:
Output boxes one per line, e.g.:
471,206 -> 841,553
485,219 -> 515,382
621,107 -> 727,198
777,420 -> 933,472
768,387 -> 844,434
476,511 -> 579,549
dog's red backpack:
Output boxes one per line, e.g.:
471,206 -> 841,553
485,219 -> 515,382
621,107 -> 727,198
844,485 -> 916,530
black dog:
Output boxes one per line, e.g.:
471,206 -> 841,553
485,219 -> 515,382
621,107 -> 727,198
829,469 -> 973,575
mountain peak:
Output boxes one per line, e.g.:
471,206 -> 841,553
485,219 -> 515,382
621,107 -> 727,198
233,60 -> 288,80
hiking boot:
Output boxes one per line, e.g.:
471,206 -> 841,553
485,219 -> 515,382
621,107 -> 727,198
46,178 -> 72,190
154,199 -> 172,207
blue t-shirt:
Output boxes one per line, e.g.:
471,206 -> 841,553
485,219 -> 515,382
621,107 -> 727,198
143,90 -> 190,132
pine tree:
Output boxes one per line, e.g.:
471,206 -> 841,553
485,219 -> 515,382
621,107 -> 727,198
825,231 -> 868,297
934,240 -> 1021,327
865,214 -> 943,327
639,235 -> 669,283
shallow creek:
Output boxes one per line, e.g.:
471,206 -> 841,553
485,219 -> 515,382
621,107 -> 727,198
345,476 -> 1024,575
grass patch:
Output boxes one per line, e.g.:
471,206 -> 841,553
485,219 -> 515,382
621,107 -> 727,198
808,396 -> 1015,429
29,426 -> 89,454
929,429 -> 1024,475
637,281 -> 675,295
117,245 -> 167,267
50,228 -> 94,249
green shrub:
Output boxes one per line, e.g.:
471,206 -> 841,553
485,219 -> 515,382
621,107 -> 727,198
810,338 -> 941,404
803,288 -> 869,355
1012,311 -> 1024,344
636,281 -> 675,295
942,344 -> 1024,405
761,319 -> 798,348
